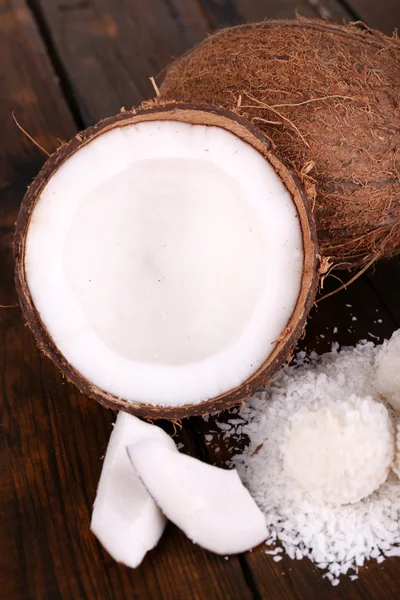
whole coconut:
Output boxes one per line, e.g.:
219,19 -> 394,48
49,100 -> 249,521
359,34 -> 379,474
161,18 -> 400,269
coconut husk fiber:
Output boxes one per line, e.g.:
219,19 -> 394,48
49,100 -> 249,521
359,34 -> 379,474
161,18 -> 400,269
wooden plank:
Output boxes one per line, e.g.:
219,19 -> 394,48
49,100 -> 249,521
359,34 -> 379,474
368,258 -> 400,326
0,2 -> 253,599
196,0 -> 351,28
197,0 -> 313,27
340,0 -> 400,34
29,0 -> 209,123
0,1 -> 76,195
245,545 -> 400,600
305,0 -> 353,20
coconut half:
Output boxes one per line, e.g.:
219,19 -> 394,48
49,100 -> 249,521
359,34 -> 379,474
15,104 -> 318,418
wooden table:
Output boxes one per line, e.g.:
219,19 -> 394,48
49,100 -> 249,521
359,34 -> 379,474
1,1 -> 399,598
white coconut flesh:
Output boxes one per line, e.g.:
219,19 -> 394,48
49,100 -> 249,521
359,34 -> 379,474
127,438 -> 268,554
91,412 -> 174,567
25,120 -> 303,406
375,330 -> 400,411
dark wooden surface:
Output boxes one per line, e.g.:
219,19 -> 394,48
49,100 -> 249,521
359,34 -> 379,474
1,0 -> 400,598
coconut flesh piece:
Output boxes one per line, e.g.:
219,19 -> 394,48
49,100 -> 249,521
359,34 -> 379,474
127,438 -> 268,554
393,422 -> 400,479
15,105 -> 318,418
283,394 -> 394,505
374,329 -> 400,479
375,330 -> 400,411
91,411 -> 175,567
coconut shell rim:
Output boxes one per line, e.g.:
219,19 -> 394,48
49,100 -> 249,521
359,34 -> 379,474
14,102 -> 319,420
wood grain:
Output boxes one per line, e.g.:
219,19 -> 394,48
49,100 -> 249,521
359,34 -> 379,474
196,0 -> 351,27
29,0 -> 209,123
339,0 -> 400,33
368,258 -> 400,326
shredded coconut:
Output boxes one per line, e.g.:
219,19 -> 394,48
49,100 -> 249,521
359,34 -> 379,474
218,334 -> 400,584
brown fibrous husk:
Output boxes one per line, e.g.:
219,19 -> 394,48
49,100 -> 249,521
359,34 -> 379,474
14,103 -> 319,419
160,18 -> 400,269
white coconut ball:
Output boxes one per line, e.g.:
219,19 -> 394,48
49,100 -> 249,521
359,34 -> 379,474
375,329 -> 400,411
283,394 -> 394,505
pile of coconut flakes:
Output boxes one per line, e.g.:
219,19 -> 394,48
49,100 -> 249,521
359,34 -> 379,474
212,331 -> 400,585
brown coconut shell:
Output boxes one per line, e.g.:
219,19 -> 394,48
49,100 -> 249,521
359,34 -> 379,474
15,103 -> 319,419
160,18 -> 400,269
